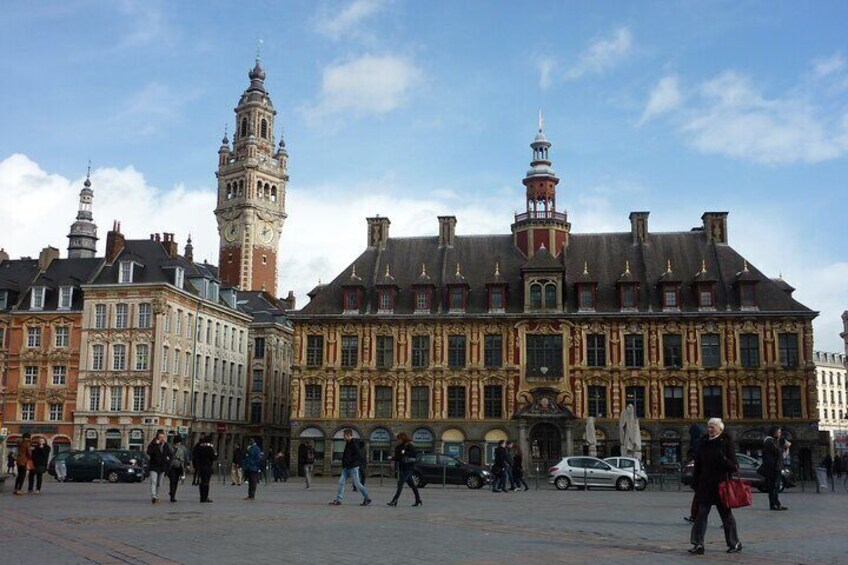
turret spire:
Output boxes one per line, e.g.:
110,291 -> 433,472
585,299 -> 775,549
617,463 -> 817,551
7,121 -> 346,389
67,164 -> 99,258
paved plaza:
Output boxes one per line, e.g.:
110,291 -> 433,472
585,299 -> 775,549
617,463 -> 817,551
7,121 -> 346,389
1,476 -> 846,564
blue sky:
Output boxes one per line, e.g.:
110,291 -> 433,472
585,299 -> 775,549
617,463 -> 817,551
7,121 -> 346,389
1,0 -> 847,350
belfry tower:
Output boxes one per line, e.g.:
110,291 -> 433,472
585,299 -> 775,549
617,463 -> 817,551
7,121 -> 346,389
67,168 -> 98,258
214,56 -> 288,294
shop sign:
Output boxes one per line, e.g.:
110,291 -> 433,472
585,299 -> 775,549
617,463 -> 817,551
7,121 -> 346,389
85,429 -> 98,439
370,428 -> 391,443
412,428 -> 433,443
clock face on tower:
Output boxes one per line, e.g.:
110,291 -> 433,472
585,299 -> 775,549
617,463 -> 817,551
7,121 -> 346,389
258,221 -> 275,244
224,221 -> 239,242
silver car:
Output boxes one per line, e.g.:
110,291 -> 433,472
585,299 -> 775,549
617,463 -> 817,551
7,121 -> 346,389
603,456 -> 648,491
548,456 -> 645,491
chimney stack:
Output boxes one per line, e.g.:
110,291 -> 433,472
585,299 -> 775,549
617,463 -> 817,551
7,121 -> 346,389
162,232 -> 178,258
629,212 -> 649,244
0,248 -> 8,264
438,215 -> 457,248
366,216 -> 390,249
282,290 -> 296,311
105,220 -> 125,263
702,212 -> 729,244
38,246 -> 60,270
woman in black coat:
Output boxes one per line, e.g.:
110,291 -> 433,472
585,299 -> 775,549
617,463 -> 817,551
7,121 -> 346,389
689,418 -> 742,555
28,437 -> 51,493
387,432 -> 421,507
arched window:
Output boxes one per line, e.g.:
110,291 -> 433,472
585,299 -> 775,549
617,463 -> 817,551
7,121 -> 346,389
544,283 -> 557,308
260,119 -> 268,138
264,183 -> 270,199
238,180 -> 244,196
270,186 -> 277,202
256,180 -> 263,198
530,284 -> 542,308
240,117 -> 248,138
225,183 -> 232,200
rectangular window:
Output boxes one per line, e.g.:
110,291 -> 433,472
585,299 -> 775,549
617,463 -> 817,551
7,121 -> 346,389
625,386 -> 646,418
115,303 -> 128,329
376,336 -> 394,369
411,386 -> 429,419
450,288 -> 464,310
254,337 -> 265,358
701,334 -> 721,369
113,344 -> 127,370
375,386 -> 393,418
344,290 -> 358,311
578,286 -> 594,310
91,344 -> 104,370
95,304 -> 106,329
740,284 -> 755,307
778,333 -> 799,369
27,326 -> 42,348
526,334 -> 563,378
484,334 -> 503,368
173,349 -> 180,375
741,386 -> 762,419
49,403 -> 63,421
110,386 -> 123,412
252,369 -> 264,391
175,310 -> 182,335
448,335 -> 466,368
305,384 -> 322,418
339,385 -> 357,418
58,286 -> 73,309
30,286 -> 45,309
483,385 -> 503,418
586,334 -> 606,367
206,320 -> 212,345
119,261 -> 133,283
89,386 -> 101,411
664,386 -> 684,418
698,288 -> 713,308
624,334 -> 644,368
340,336 -> 358,368
379,290 -> 392,311
24,366 -> 38,385
134,344 -> 148,371
587,385 -> 607,418
663,287 -> 678,308
781,385 -> 802,418
739,333 -> 760,368
703,386 -> 723,418
416,290 -> 428,310
411,336 -> 430,368
21,402 -> 35,421
621,285 -> 636,308
52,365 -> 67,386
490,287 -> 504,310
54,326 -> 70,348
250,402 -> 262,424
663,334 -> 683,368
133,386 -> 146,411
160,388 -> 167,410
306,335 -> 324,367
447,386 -> 466,418
138,303 -> 151,328
0,290 -> 7,310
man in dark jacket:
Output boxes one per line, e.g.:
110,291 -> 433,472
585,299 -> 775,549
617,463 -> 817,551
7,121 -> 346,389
146,430 -> 173,504
192,435 -> 217,503
329,429 -> 370,506
492,440 -> 508,493
762,426 -> 787,511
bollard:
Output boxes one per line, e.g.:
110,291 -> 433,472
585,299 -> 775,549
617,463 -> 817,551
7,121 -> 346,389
583,465 -> 588,491
442,461 -> 447,489
100,460 -> 105,482
535,464 -> 540,490
632,464 -> 637,492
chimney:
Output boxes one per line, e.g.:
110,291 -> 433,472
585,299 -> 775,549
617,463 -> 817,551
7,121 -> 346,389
629,212 -> 649,244
702,212 -> 729,244
38,246 -> 60,270
0,248 -> 8,265
105,220 -> 125,263
366,216 -> 390,249
162,232 -> 178,258
438,215 -> 457,248
282,290 -> 296,311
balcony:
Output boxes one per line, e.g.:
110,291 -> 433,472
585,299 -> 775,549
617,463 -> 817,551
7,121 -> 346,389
513,210 -> 568,224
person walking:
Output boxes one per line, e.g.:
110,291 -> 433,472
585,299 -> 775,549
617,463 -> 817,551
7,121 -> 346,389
511,444 -> 530,491
243,438 -> 262,500
492,440 -> 508,493
684,423 -> 707,523
353,439 -> 368,492
167,436 -> 189,503
506,442 -> 518,491
146,430 -> 173,504
231,446 -> 243,486
193,435 -> 217,503
303,441 -> 316,490
762,426 -> 788,511
13,433 -> 32,495
328,429 -> 371,506
273,451 -> 286,482
387,432 -> 422,507
28,437 -> 51,494
688,418 -> 742,555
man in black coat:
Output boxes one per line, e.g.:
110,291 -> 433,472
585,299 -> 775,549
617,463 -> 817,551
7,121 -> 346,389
492,440 -> 508,493
146,430 -> 173,504
193,435 -> 217,503
761,426 -> 787,511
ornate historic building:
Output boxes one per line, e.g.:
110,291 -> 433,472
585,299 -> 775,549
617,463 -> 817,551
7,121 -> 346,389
814,350 -> 847,454
289,122 -> 818,474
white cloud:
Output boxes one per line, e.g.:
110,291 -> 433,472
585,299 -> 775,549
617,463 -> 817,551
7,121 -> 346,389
812,52 -> 845,78
117,1 -> 175,48
637,76 -> 682,126
565,27 -> 632,80
537,57 -> 557,91
315,0 -> 386,39
108,82 -> 200,137
305,55 -> 423,120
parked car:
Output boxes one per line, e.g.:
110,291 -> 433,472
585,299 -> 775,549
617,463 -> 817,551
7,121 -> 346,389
603,457 -> 648,491
548,456 -> 645,491
47,450 -> 81,480
99,449 -> 150,478
681,452 -> 795,492
411,454 -> 494,489
59,451 -> 144,483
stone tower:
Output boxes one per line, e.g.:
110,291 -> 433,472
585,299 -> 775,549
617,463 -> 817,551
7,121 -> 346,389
214,57 -> 288,294
67,169 -> 98,258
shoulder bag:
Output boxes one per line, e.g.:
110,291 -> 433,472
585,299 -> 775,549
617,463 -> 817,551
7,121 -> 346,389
719,474 -> 752,509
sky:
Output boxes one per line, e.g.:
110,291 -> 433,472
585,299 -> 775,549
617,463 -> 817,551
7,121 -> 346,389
1,0 -> 846,351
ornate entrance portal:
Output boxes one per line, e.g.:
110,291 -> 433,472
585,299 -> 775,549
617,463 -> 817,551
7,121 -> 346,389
515,387 -> 575,473
530,423 -> 561,470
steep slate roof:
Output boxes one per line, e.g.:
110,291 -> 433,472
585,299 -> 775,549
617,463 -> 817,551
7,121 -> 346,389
236,290 -> 292,327
19,257 -> 104,311
297,225 -> 814,317
0,258 -> 41,311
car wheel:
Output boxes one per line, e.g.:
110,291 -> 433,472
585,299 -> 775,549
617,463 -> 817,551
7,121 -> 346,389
411,472 -> 425,488
616,476 -> 633,491
635,478 -> 647,491
554,476 -> 571,490
466,474 -> 483,489
107,471 -> 120,483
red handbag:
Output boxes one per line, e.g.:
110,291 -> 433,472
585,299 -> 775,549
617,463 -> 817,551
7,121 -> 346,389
719,475 -> 752,509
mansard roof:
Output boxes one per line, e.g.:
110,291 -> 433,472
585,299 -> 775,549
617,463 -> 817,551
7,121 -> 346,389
93,240 -> 219,287
295,227 -> 814,317
236,290 -> 292,327
19,257 -> 103,311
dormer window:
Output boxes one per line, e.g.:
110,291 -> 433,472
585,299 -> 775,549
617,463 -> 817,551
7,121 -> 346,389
620,284 -> 638,309
740,283 -> 756,308
119,261 -> 134,283
449,287 -> 465,310
174,267 -> 185,289
343,289 -> 361,312
544,283 -> 557,306
30,286 -> 46,310
58,286 -> 73,310
530,284 -> 542,308
698,287 -> 714,308
577,284 -> 596,311
415,289 -> 430,311
0,290 -> 7,310
663,286 -> 680,309
489,287 -> 504,310
378,289 -> 394,312
209,282 -> 220,302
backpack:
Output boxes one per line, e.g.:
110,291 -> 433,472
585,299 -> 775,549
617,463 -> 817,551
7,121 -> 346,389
305,447 -> 316,464
171,445 -> 186,469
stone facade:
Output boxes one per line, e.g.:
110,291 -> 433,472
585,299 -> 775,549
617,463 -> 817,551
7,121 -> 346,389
814,350 -> 848,454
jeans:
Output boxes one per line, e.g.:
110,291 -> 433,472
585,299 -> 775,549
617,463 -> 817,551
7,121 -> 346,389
690,502 -> 739,548
513,470 -> 529,490
150,471 -> 162,499
14,466 -> 27,491
247,470 -> 259,499
391,468 -> 421,503
335,466 -> 368,501
168,467 -> 183,500
198,467 -> 213,501
303,464 -> 314,488
28,470 -> 44,492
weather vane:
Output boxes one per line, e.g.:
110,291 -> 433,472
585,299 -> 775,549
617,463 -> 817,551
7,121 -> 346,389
256,37 -> 264,61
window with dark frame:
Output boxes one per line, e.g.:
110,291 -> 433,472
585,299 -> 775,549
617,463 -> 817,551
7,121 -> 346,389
411,386 -> 429,419
254,337 -> 265,358
450,288 -> 464,310
448,335 -> 466,368
625,386 -> 646,418
447,386 -> 466,418
379,290 -> 392,311
344,290 -> 359,311
664,386 -> 684,418
340,336 -> 358,368
698,287 -> 714,308
587,385 -> 607,418
490,287 -> 504,310
739,333 -> 760,368
741,386 -> 762,419
544,284 -> 557,308
526,334 -> 563,378
781,385 -> 802,418
306,335 -> 324,367
339,385 -> 357,418
586,334 -> 606,367
624,334 -> 644,368
703,386 -> 723,418
530,284 -> 542,308
663,334 -> 683,368
411,335 -> 430,368
701,333 -> 721,368
740,284 -> 756,307
578,286 -> 594,309
778,333 -> 799,369
416,290 -> 429,310
621,284 -> 636,308
663,287 -> 679,308
375,386 -> 393,418
304,384 -> 322,418
376,335 -> 394,369
483,385 -> 503,418
484,334 -> 503,368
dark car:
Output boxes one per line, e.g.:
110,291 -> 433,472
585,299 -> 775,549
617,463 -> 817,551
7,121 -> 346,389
411,454 -> 494,489
99,449 -> 150,478
60,451 -> 144,483
681,452 -> 795,492
47,450 -> 81,480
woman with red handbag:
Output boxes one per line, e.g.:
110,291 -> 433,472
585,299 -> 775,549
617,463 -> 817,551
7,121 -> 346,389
688,418 -> 743,555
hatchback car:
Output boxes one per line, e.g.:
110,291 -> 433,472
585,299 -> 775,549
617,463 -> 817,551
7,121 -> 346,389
412,454 -> 494,489
681,452 -> 795,492
604,456 -> 648,491
548,456 -> 644,490
61,451 -> 144,483
47,450 -> 81,480
99,449 -> 150,478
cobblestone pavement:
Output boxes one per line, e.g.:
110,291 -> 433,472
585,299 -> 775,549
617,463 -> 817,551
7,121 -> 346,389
1,475 -> 846,564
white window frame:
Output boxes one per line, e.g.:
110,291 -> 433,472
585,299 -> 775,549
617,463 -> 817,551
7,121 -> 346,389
58,286 -> 73,310
21,402 -> 35,421
94,304 -> 107,329
110,386 -> 123,412
49,403 -> 63,421
91,344 -> 105,370
115,303 -> 129,329
161,346 -> 169,372
27,326 -> 41,348
54,326 -> 70,348
52,365 -> 67,385
24,366 -> 38,385
118,261 -> 134,283
174,267 -> 185,289
133,386 -> 146,411
138,303 -> 152,328
113,344 -> 127,370
89,386 -> 101,411
30,286 -> 46,310
135,344 -> 149,371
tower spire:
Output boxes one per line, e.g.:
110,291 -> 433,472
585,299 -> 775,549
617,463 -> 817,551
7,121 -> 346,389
67,164 -> 99,258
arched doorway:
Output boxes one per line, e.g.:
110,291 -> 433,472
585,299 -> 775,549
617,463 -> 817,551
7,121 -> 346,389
530,423 -> 561,469
468,445 -> 482,466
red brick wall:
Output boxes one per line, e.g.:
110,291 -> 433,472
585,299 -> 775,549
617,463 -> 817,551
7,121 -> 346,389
251,249 -> 277,295
218,246 -> 242,288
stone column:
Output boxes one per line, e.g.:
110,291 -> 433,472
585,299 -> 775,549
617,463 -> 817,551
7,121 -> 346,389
518,421 -> 529,462
564,423 -> 573,456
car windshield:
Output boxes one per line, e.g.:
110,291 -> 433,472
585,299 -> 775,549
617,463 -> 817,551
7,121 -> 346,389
102,454 -> 123,464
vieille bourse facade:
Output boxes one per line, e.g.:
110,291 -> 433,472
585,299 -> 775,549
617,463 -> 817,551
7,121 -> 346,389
288,126 -> 819,475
